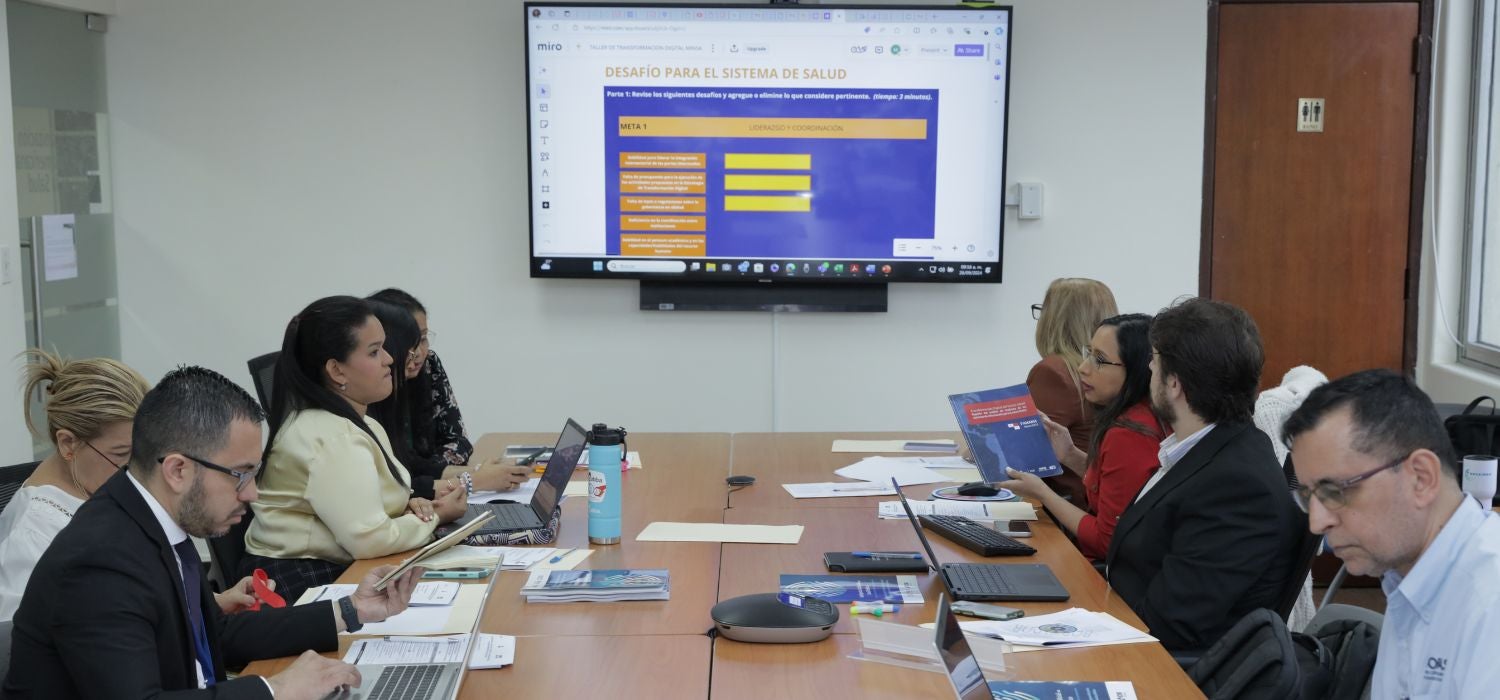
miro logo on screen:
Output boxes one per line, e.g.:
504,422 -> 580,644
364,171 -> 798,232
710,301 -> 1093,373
536,42 -> 564,52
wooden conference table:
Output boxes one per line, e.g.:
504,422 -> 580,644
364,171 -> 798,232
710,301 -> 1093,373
244,432 -> 1202,698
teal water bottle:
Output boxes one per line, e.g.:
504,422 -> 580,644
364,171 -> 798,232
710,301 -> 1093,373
586,423 -> 627,545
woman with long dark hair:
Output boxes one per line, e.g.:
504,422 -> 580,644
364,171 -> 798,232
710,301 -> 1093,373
1001,313 -> 1165,561
241,296 -> 466,599
365,298 -> 528,499
367,289 -> 528,499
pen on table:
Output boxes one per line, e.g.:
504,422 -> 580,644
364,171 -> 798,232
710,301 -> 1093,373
850,602 -> 901,616
851,551 -> 922,559
548,547 -> 576,564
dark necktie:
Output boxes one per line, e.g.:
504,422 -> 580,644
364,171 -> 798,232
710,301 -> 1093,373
172,539 -> 216,686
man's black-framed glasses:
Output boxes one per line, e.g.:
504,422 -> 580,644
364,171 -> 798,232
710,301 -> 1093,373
159,454 -> 260,492
1291,453 -> 1408,513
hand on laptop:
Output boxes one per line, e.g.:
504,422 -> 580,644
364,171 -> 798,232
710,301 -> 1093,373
348,564 -> 427,626
433,485 -> 467,524
265,649 -> 361,700
474,465 -> 531,492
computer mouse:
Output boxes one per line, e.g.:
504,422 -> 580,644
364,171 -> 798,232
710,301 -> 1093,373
711,593 -> 838,643
726,475 -> 756,487
956,481 -> 1000,497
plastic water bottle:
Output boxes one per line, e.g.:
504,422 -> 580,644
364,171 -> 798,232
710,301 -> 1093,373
586,423 -> 627,545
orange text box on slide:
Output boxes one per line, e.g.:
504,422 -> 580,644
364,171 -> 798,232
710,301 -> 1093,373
620,215 -> 706,232
618,152 -> 707,169
621,196 -> 707,213
620,234 -> 707,256
620,171 -> 707,194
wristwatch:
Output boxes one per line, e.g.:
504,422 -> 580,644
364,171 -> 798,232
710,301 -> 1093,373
338,596 -> 363,633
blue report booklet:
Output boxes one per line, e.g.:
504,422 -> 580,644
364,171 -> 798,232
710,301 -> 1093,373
521,568 -> 670,603
778,574 -> 924,604
986,681 -> 1137,699
949,385 -> 1064,482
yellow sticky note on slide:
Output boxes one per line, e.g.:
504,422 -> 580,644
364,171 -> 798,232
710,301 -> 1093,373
635,522 -> 804,544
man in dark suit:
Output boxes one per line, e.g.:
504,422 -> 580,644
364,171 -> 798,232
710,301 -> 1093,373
3,366 -> 425,700
1104,298 -> 1304,651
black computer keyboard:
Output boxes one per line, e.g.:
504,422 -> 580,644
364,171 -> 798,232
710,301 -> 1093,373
919,515 -> 1036,556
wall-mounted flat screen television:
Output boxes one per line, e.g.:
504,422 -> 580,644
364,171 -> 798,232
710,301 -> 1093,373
525,3 -> 1012,284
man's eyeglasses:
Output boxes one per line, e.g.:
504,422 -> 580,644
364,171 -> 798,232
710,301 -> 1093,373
1291,454 -> 1408,513
84,441 -> 128,470
1030,304 -> 1043,321
1080,346 -> 1126,370
159,454 -> 260,492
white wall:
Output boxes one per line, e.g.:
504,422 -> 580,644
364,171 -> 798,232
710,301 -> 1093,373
0,2 -> 35,464
105,0 -> 1206,434
1417,0 -> 1500,403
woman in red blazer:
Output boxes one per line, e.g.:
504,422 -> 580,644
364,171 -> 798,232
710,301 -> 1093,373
1002,313 -> 1164,561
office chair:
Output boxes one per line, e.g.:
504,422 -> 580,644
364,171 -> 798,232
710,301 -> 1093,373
246,351 -> 279,412
0,461 -> 42,513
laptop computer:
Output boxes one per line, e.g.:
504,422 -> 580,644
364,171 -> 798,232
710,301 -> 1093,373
934,594 -> 993,700
894,479 -> 1069,602
437,418 -> 587,537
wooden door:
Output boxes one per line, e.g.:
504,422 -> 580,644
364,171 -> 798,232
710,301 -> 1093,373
1203,1 -> 1431,386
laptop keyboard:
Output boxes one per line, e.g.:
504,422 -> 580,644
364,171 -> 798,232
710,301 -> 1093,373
920,515 -> 1036,556
946,564 -> 1028,595
368,664 -> 443,700
484,504 -> 540,530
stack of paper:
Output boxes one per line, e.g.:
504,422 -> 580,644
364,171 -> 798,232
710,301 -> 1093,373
877,499 -> 1037,522
419,545 -> 504,570
521,568 -> 671,603
961,608 -> 1156,648
308,582 -> 460,606
834,457 -> 951,486
832,439 -> 958,453
343,633 -> 516,669
782,481 -> 898,499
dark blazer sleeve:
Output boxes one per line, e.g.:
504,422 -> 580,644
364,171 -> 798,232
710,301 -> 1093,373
1134,451 -> 1290,649
47,554 -> 273,700
217,600 -> 338,669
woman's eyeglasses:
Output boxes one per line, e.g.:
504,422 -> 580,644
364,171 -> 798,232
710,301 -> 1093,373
1080,346 -> 1126,369
1030,304 -> 1043,320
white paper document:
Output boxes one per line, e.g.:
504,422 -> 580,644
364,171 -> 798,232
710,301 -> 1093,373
832,439 -> 958,453
835,457 -> 951,486
564,480 -> 589,497
782,481 -> 898,499
468,633 -> 516,669
527,547 -> 594,571
418,545 -> 503,571
961,608 -> 1155,648
877,500 -> 1037,522
577,450 -> 643,469
306,581 -> 458,606
41,214 -> 78,282
636,522 -> 803,544
299,583 -> 486,636
342,633 -> 515,669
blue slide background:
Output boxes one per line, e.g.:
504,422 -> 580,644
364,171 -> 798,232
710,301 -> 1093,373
604,86 -> 939,258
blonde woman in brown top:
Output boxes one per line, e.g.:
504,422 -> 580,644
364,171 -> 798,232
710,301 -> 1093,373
1026,278 -> 1117,506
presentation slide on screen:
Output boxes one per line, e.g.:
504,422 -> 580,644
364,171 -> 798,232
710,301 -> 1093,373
528,6 -> 1009,269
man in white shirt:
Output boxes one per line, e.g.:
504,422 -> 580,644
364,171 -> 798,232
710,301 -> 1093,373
4,366 -> 426,700
1286,369 -> 1500,699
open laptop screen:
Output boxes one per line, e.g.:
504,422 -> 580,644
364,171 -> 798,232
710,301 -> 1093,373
893,478 -> 944,573
530,418 -> 587,521
935,595 -> 990,700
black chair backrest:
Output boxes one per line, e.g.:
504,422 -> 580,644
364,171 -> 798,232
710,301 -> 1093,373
208,512 -> 253,588
246,351 -> 279,413
0,461 -> 43,514
1190,608 -> 1319,700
